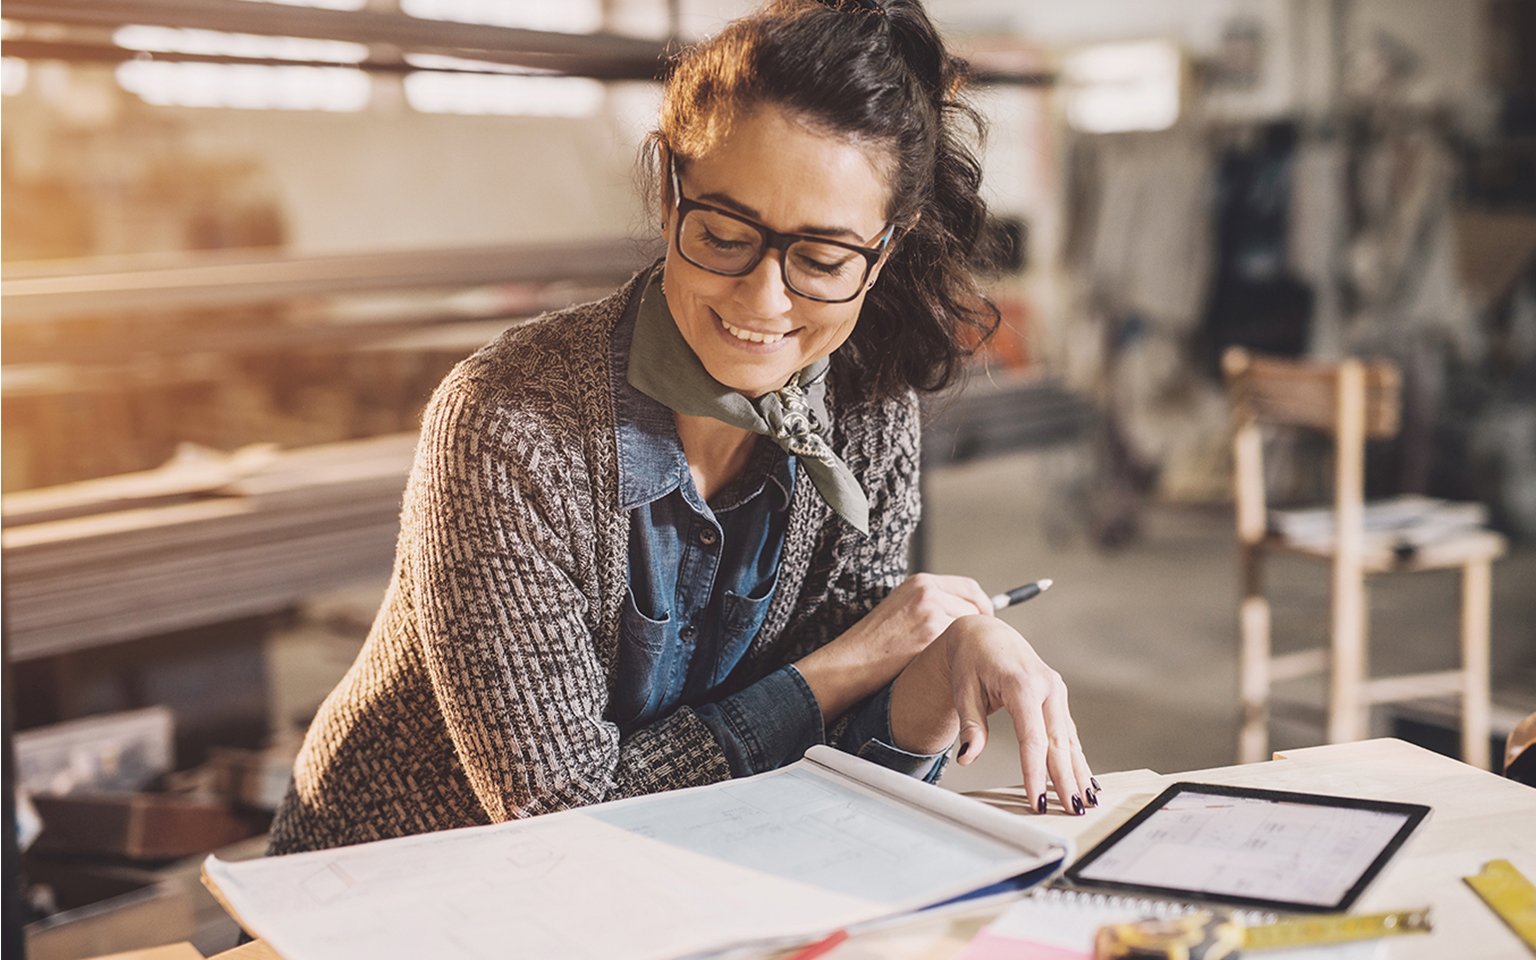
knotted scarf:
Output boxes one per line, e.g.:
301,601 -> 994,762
626,269 -> 870,533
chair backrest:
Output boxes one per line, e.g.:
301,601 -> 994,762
1221,347 -> 1403,546
1222,349 -> 1400,436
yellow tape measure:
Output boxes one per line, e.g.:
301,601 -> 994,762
1094,908 -> 1432,959
1464,859 -> 1536,954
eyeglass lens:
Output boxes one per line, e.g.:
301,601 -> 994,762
678,207 -> 871,301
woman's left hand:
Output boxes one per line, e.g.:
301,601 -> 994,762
890,615 -> 1097,815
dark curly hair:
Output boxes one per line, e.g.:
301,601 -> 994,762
642,0 -> 999,400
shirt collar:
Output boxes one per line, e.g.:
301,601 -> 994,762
612,281 -> 688,509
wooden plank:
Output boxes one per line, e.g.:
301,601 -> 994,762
2,435 -> 414,657
86,942 -> 204,960
1362,670 -> 1466,703
1,446 -> 277,528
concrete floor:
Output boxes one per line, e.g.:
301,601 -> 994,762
269,449 -> 1536,796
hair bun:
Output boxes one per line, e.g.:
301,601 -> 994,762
882,2 -> 952,103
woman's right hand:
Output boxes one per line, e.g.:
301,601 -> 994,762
794,573 -> 994,723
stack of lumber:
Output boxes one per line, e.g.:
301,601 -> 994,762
2,434 -> 416,661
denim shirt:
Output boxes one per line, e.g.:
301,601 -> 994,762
609,291 -> 946,783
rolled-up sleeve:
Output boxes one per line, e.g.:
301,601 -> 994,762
694,664 -> 825,776
835,682 -> 950,783
696,667 -> 948,783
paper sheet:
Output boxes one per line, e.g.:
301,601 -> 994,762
206,756 -> 1063,960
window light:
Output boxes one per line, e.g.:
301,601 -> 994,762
400,0 -> 601,35
402,72 -> 602,117
2,56 -> 27,96
236,0 -> 367,9
115,61 -> 369,111
1063,41 -> 1182,134
113,26 -> 368,64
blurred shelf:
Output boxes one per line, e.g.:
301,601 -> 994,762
2,239 -> 661,322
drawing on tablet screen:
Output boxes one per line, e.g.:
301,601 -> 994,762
1075,791 -> 1410,905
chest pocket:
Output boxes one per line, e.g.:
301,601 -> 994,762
611,587 -> 672,726
710,568 -> 781,688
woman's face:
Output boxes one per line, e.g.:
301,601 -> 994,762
661,104 -> 893,398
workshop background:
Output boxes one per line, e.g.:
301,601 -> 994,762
3,1 -> 1534,957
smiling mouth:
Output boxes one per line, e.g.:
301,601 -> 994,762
719,316 -> 789,345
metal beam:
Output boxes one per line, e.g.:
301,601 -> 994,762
2,1 -> 1052,86
1,239 -> 662,321
1,0 -> 673,79
0,38 -> 652,78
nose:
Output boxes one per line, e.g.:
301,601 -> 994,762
733,249 -> 794,318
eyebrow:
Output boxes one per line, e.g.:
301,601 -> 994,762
696,189 -> 870,243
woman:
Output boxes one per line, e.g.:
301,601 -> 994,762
269,0 -> 1095,857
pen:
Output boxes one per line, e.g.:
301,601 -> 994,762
787,928 -> 848,960
990,578 -> 1053,611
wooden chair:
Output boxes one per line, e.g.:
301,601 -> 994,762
1223,347 -> 1506,767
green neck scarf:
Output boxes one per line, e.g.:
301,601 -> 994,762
626,269 -> 869,534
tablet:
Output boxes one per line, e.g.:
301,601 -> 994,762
1063,781 -> 1431,913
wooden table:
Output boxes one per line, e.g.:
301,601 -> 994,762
186,738 -> 1532,960
838,738 -> 1535,959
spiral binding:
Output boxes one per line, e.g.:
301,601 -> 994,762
1027,885 -> 1279,927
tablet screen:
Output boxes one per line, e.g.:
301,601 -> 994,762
1065,782 -> 1430,912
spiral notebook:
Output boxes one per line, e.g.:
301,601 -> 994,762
955,887 -> 1384,960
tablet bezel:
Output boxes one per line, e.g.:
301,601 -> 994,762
1062,781 -> 1432,913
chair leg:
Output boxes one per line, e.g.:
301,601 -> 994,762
1460,560 -> 1493,770
1239,596 -> 1273,763
1238,550 -> 1271,763
1329,575 -> 1369,745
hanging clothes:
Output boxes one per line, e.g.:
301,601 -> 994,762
1200,122 -> 1314,373
1079,132 -> 1216,337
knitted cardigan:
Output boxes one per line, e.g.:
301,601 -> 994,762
267,269 -> 922,855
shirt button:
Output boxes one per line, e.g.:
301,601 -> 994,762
680,625 -> 698,642
698,527 -> 719,547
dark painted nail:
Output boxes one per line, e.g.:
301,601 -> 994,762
1087,789 -> 1099,807
1071,794 -> 1085,816
958,741 -> 969,758
1091,777 -> 1102,792
1036,793 -> 1047,814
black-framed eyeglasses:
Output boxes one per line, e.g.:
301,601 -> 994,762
669,159 -> 894,304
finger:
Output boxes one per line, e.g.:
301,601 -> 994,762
927,574 -> 995,617
1042,683 -> 1085,815
1071,739 -> 1098,808
903,575 -> 986,637
1009,691 -> 1051,814
1057,686 -> 1099,806
953,678 -> 990,766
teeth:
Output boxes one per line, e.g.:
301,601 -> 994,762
720,318 -> 785,345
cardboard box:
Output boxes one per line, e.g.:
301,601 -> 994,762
32,793 -> 265,861
206,742 -> 297,812
25,877 -> 196,960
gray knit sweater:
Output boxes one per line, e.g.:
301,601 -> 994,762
268,268 -> 922,855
